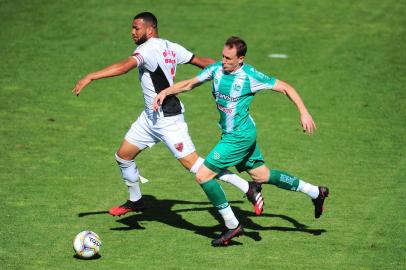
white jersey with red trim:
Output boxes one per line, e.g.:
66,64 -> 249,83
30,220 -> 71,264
131,37 -> 194,118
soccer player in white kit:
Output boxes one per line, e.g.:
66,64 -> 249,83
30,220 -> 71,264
72,12 -> 264,217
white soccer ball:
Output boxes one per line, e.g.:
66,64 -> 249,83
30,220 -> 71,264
73,230 -> 102,258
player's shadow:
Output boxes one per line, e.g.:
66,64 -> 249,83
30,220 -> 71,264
78,194 -> 326,245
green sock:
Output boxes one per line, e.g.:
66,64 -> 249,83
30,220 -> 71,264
200,179 -> 229,210
268,169 -> 300,191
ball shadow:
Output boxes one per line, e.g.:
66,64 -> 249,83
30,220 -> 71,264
73,253 -> 101,260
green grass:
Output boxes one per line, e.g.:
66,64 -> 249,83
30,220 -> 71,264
1,0 -> 405,269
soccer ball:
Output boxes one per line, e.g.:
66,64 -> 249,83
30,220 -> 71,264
73,230 -> 102,258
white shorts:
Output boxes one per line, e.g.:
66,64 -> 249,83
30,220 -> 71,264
125,111 -> 196,159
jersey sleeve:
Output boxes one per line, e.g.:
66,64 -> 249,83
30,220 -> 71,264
196,63 -> 218,83
131,49 -> 144,66
131,43 -> 156,71
172,42 -> 194,64
247,66 -> 277,93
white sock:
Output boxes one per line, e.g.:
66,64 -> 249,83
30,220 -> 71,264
297,180 -> 319,199
128,183 -> 142,202
217,170 -> 249,193
219,206 -> 239,229
115,153 -> 142,201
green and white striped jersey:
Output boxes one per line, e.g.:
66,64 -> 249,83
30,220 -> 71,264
197,62 -> 277,133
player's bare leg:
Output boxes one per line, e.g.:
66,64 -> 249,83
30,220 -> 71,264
248,165 -> 329,218
109,140 -> 145,216
116,139 -> 142,160
177,151 -> 200,171
178,152 -> 264,215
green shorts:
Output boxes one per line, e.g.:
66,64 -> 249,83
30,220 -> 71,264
204,130 -> 265,173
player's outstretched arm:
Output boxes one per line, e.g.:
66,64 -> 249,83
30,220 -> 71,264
153,77 -> 201,111
272,80 -> 317,134
190,56 -> 215,69
72,57 -> 138,96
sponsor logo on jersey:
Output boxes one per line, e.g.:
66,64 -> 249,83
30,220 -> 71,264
163,50 -> 177,64
214,91 -> 239,102
217,103 -> 233,114
165,58 -> 176,64
162,50 -> 176,58
174,142 -> 183,152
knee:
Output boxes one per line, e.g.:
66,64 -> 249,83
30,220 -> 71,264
194,163 -> 218,184
116,150 -> 134,161
251,175 -> 265,182
195,168 -> 215,184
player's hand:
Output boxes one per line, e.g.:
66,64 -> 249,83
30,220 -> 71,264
153,90 -> 167,111
300,113 -> 316,134
72,76 -> 92,96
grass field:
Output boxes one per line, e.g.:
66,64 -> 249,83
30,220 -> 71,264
1,0 -> 405,269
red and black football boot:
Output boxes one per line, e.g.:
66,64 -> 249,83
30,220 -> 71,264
211,224 -> 244,247
245,182 -> 264,215
109,198 -> 145,216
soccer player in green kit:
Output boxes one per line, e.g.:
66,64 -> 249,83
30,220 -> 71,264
153,36 -> 329,246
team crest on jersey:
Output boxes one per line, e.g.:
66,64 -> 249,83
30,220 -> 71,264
174,142 -> 184,152
232,83 -> 242,91
213,151 -> 221,160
